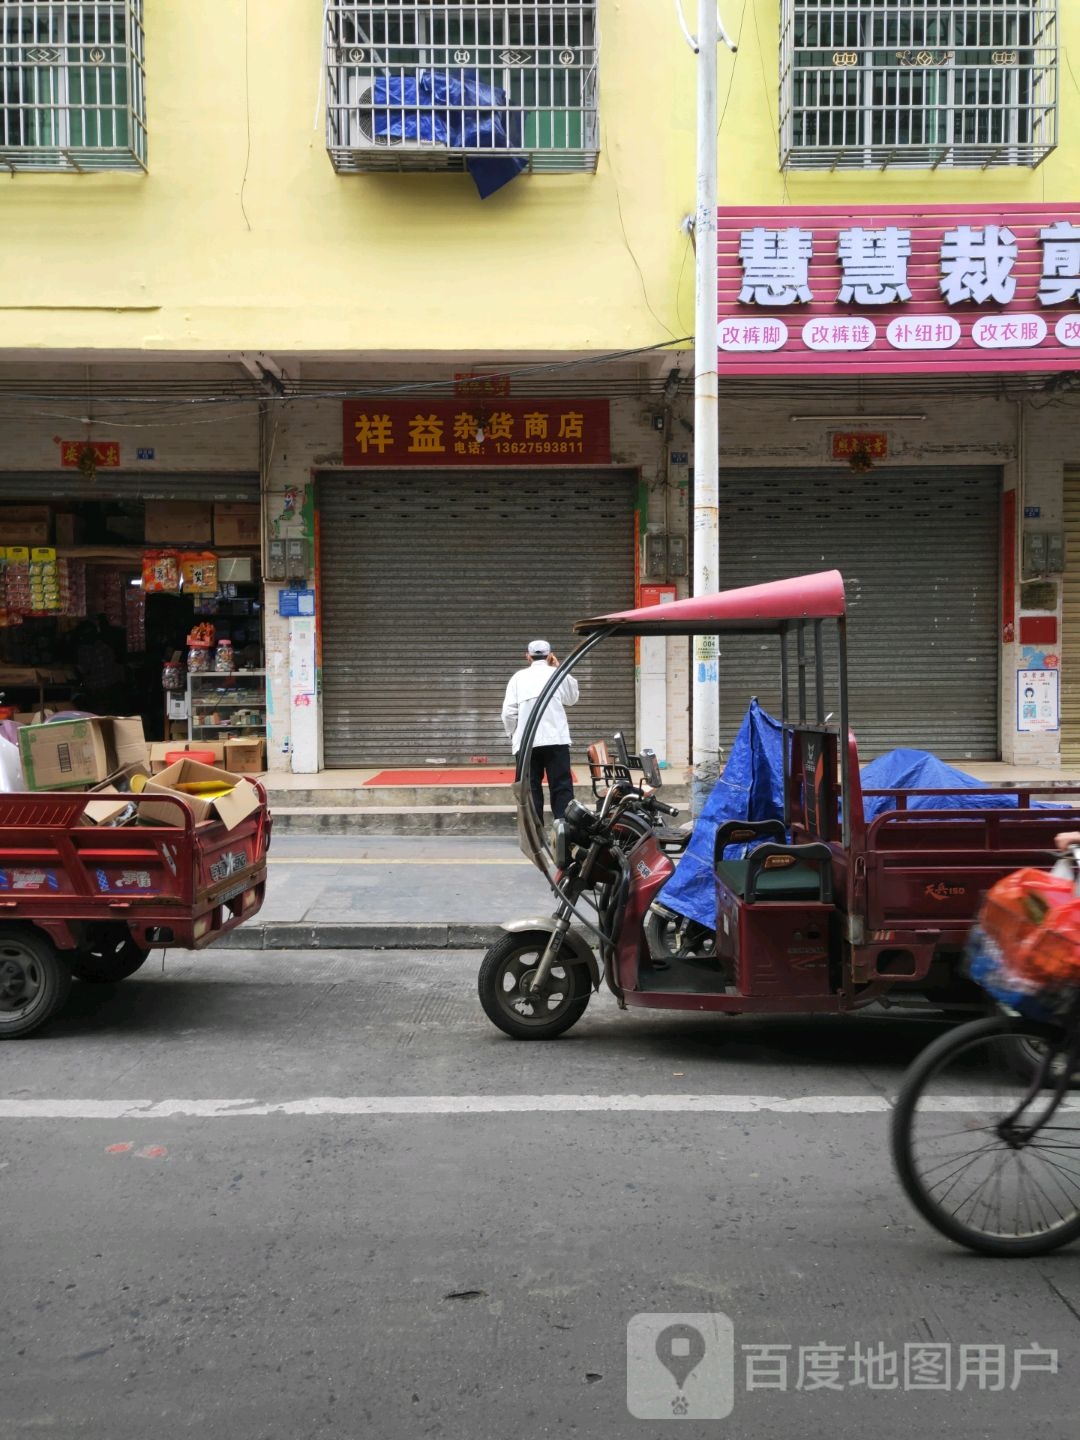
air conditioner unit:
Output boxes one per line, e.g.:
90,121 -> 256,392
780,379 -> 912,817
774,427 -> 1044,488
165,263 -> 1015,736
343,71 -> 450,149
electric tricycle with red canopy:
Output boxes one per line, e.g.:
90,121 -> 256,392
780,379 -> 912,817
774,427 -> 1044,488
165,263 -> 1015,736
477,570 -> 1080,1040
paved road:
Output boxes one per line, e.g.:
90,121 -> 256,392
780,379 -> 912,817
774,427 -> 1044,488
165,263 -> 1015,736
259,834 -> 551,924
3,950 -> 1078,1439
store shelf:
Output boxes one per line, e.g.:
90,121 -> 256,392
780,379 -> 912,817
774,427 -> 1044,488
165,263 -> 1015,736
188,669 -> 265,743
192,723 -> 265,731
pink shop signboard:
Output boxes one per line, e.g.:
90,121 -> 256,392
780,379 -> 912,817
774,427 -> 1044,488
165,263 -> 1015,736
717,203 -> 1080,377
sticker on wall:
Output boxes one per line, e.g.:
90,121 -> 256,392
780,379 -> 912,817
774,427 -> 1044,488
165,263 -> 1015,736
1017,668 -> 1059,733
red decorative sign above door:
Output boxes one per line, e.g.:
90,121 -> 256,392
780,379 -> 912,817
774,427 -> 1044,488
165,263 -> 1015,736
343,398 -> 610,467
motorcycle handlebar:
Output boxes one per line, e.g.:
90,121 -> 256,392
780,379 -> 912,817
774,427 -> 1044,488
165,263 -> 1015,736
651,798 -> 680,818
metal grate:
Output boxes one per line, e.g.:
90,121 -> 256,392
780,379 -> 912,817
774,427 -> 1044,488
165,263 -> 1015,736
325,1 -> 598,174
780,0 -> 1058,170
0,0 -> 145,172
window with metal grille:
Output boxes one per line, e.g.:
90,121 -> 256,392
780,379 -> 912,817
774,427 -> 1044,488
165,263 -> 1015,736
325,1 -> 598,174
0,0 -> 145,173
780,0 -> 1058,170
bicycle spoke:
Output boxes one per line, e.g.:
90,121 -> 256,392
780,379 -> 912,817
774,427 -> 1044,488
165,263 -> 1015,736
895,1019 -> 1080,1252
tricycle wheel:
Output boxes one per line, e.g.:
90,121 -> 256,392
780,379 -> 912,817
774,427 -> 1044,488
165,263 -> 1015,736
70,933 -> 151,984
478,931 -> 591,1041
0,930 -> 73,1039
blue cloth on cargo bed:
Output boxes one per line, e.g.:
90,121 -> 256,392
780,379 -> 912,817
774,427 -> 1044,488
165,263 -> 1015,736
655,699 -> 785,931
657,709 -> 1056,932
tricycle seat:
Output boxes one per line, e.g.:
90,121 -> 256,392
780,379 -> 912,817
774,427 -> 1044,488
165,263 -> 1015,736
716,858 -> 828,902
716,842 -> 834,905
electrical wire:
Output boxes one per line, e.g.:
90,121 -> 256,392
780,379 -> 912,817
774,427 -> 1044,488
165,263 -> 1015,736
0,335 -> 695,424
600,105 -> 683,343
717,0 -> 748,137
240,0 -> 253,232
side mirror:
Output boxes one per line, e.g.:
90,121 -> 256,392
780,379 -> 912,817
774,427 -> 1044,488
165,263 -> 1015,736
639,748 -> 662,789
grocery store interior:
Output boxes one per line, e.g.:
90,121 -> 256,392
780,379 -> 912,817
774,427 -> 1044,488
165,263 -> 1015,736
0,492 -> 265,759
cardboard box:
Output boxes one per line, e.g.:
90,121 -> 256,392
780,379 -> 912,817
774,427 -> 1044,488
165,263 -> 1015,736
140,759 -> 260,830
144,500 -> 212,544
54,513 -> 83,547
149,740 -> 224,773
213,503 -> 260,547
18,717 -> 147,791
224,738 -> 265,774
79,763 -> 152,825
81,791 -> 134,826
0,506 -> 50,545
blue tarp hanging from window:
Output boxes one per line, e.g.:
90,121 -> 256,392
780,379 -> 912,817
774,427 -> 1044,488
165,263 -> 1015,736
371,70 -> 528,198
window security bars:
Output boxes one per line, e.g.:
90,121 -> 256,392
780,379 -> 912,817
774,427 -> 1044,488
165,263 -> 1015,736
780,0 -> 1058,170
0,0 -> 145,172
325,1 -> 599,174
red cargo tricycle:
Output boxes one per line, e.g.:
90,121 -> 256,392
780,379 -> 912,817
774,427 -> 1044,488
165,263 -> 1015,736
478,570 -> 1080,1039
0,784 -> 270,1038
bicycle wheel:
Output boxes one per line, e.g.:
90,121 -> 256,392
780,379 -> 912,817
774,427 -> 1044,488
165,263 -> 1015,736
892,1015 -> 1080,1257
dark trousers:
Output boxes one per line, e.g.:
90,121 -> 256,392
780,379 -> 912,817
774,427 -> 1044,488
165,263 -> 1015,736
529,744 -> 574,823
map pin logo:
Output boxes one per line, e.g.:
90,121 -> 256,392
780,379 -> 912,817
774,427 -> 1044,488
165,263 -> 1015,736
655,1323 -> 706,1391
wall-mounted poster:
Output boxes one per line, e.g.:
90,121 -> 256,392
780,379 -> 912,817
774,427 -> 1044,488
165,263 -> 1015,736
1017,668 -> 1059,734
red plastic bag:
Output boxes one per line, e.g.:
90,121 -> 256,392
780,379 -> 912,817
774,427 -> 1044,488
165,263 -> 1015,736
980,867 -> 1080,985
1019,900 -> 1080,985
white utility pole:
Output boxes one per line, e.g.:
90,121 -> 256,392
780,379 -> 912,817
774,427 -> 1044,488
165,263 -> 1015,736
691,0 -> 720,817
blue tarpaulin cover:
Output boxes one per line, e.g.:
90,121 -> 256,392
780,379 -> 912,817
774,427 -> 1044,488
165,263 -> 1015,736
372,71 -> 528,198
657,704 -> 1053,931
656,699 -> 785,931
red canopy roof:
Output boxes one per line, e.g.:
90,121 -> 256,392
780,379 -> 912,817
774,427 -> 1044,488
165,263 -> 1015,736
575,570 -> 846,636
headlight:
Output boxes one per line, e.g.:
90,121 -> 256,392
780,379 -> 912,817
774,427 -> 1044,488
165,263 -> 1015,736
553,819 -> 570,869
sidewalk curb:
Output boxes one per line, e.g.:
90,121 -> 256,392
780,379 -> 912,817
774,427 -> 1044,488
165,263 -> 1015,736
214,922 -> 505,950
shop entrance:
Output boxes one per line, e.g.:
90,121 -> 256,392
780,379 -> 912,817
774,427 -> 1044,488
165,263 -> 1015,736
318,468 -> 638,766
0,475 -> 262,749
713,465 -> 1001,761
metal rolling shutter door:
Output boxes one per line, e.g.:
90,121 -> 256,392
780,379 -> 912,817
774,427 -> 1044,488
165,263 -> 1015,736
1061,467 -> 1080,763
714,466 -> 1001,761
319,470 -> 637,766
0,473 -> 258,502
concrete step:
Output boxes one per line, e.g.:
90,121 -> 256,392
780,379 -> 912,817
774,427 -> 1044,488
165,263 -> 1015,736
266,782 -> 692,810
215,921 -> 503,950
270,805 -> 519,835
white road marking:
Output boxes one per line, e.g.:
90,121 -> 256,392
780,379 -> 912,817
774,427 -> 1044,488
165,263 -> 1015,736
3,1094 -> 1074,1120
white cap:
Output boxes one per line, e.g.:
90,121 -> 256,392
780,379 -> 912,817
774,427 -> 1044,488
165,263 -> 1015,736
527,639 -> 551,658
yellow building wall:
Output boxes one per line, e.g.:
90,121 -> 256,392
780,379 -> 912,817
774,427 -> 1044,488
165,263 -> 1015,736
719,2 -> 1080,208
2,2 -> 1078,358
0,0 -> 699,356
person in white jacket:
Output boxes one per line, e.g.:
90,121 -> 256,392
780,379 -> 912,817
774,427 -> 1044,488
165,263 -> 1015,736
501,639 -> 580,823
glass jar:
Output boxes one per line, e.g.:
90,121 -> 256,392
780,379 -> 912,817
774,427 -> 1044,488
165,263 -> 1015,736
187,646 -> 210,674
214,640 -> 235,674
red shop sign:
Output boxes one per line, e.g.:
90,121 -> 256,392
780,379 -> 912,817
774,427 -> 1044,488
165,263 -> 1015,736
718,202 -> 1080,377
60,440 -> 121,468
831,432 -> 888,461
342,398 -> 610,467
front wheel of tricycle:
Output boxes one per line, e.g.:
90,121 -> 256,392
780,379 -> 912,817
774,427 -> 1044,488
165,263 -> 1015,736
70,932 -> 151,984
478,931 -> 591,1041
0,929 -> 73,1039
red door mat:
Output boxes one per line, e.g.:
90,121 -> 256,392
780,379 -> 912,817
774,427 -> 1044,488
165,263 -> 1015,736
365,768 -> 578,786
